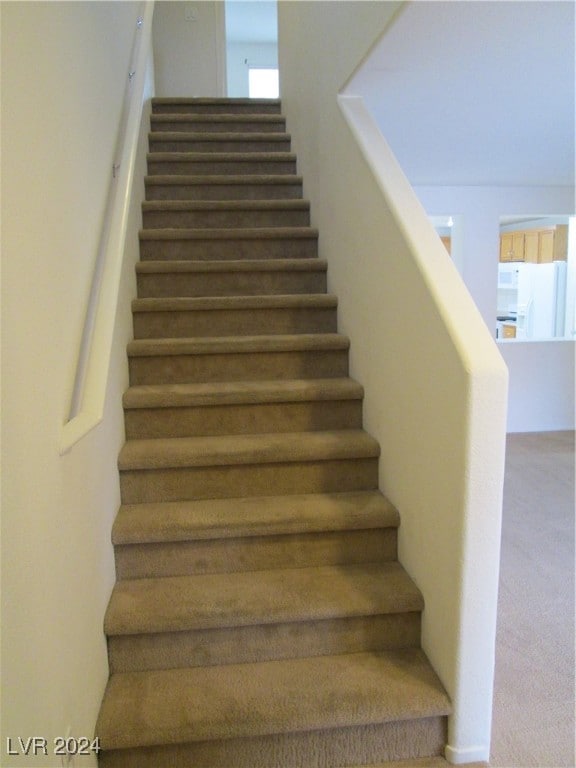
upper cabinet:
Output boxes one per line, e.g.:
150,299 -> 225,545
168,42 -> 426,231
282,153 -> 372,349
553,225 -> 569,263
499,225 -> 568,263
500,231 -> 525,262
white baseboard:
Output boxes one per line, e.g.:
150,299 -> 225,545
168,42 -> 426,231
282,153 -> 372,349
445,744 -> 490,764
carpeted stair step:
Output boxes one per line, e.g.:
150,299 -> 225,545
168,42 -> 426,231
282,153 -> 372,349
104,562 -> 422,636
149,131 -> 292,154
139,226 -> 318,260
108,611 -> 422,676
127,333 -> 350,386
150,113 -> 287,134
118,429 -> 380,504
117,430 -> 379,472
122,378 -> 363,438
104,563 -> 422,670
131,294 -> 337,339
151,96 -> 283,115
112,491 -> 399,546
147,151 -> 297,176
141,199 -> 310,229
113,492 -> 397,579
145,173 -> 304,201
96,649 -> 451,767
107,491 -> 411,668
135,258 -> 327,298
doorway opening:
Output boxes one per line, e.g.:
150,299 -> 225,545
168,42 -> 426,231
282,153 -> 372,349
224,1 -> 278,97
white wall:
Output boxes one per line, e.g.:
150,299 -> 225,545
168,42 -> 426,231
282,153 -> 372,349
499,341 -> 575,432
153,1 -> 225,97
416,185 -> 575,432
346,1 -> 574,189
278,2 -> 508,763
1,3 -> 152,765
226,41 -> 277,97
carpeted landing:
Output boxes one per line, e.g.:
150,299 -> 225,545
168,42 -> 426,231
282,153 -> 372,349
95,97 -> 451,767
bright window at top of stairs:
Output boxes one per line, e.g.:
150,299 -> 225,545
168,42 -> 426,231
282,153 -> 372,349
249,68 -> 279,98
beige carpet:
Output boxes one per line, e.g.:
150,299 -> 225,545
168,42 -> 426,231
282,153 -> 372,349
97,96 -> 451,766
490,431 -> 575,767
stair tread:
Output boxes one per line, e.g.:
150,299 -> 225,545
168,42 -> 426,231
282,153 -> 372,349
144,173 -> 303,185
148,151 -> 297,162
149,131 -> 291,141
131,294 -> 337,312
105,561 -> 423,635
135,258 -> 326,274
150,112 -> 286,123
112,491 -> 399,545
141,199 -> 308,212
152,96 -> 282,107
139,226 -> 318,240
118,429 -> 380,470
127,333 -> 350,357
96,648 -> 450,749
123,377 -> 363,409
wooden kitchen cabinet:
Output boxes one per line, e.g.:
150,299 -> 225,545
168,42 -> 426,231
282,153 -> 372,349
553,224 -> 568,261
539,230 -> 555,263
500,232 -> 525,262
499,233 -> 512,261
500,226 -> 567,263
523,230 -> 539,263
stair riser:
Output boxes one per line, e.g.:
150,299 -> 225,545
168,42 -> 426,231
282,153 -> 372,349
147,159 -> 297,176
128,349 -> 349,386
136,270 -> 327,298
145,180 -> 303,201
124,400 -> 363,439
142,208 -> 309,229
114,527 -> 396,580
119,457 -> 379,504
132,307 -> 337,339
108,612 -> 419,673
99,717 -> 447,768
139,237 -> 318,261
150,119 -> 287,133
149,138 -> 291,153
152,102 -> 282,115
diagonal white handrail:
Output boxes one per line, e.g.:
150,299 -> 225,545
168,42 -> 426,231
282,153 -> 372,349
60,1 -> 154,454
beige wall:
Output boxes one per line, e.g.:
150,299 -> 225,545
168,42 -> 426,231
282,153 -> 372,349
1,3 -> 151,764
153,1 -> 225,97
278,2 -> 508,762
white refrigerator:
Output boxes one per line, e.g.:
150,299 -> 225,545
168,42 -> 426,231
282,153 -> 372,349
514,262 -> 567,339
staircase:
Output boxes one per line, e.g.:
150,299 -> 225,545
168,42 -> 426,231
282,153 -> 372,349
96,97 -> 451,768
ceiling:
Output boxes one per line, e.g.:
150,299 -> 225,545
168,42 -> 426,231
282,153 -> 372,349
347,1 -> 575,187
225,0 -> 278,44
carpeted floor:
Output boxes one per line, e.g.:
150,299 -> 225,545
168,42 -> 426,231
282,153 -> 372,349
490,431 -> 575,768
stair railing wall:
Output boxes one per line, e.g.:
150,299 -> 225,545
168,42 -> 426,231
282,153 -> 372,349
337,95 -> 509,763
60,0 -> 155,454
278,2 -> 508,763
